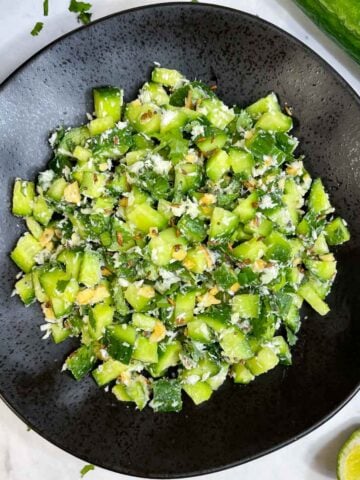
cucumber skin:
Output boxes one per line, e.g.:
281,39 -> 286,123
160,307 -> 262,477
294,0 -> 360,64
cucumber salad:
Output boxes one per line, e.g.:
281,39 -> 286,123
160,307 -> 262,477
11,67 -> 350,412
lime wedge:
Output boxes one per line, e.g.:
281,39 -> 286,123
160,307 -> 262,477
337,429 -> 360,480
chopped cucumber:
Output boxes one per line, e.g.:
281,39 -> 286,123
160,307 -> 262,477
9,66 -> 349,412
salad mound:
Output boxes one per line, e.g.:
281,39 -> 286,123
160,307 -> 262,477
11,67 -> 350,412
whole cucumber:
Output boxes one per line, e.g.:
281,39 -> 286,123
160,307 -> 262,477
294,0 -> 360,64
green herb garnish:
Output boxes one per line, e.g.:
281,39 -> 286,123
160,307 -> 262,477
31,22 -> 44,36
80,464 -> 95,477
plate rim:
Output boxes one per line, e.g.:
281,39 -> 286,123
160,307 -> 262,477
0,2 -> 360,478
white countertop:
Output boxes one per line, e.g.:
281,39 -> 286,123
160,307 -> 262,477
0,1 -> 359,479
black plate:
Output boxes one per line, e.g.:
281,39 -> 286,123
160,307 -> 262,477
1,3 -> 360,478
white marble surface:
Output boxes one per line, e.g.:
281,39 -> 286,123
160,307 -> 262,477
0,1 -> 359,479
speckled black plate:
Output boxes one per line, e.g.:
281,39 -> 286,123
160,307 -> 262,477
1,3 -> 360,478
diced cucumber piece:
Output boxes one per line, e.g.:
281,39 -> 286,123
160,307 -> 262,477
246,346 -> 279,376
220,328 -> 253,362
112,384 -> 132,402
111,281 -> 129,316
270,335 -> 292,365
125,375 -> 150,410
149,227 -> 187,266
209,207 -> 239,239
232,363 -> 255,384
15,273 -> 35,305
125,283 -> 155,312
51,323 -> 71,344
298,281 -> 330,316
105,324 -> 136,364
125,101 -> 161,135
174,290 -> 196,325
182,245 -> 210,274
213,264 -> 238,290
177,215 -> 207,243
26,217 -> 43,240
127,203 -> 167,233
66,344 -> 96,380
196,128 -> 228,153
207,364 -> 229,391
72,145 -> 92,162
149,341 -> 181,377
41,270 -> 79,317
246,92 -> 280,118
132,313 -> 157,331
46,177 -> 67,201
58,126 -> 90,154
32,196 -> 54,226
233,191 -> 258,223
151,379 -> 182,412
197,98 -> 235,130
232,294 -> 260,318
160,106 -> 187,133
139,82 -> 169,106
133,336 -> 158,363
264,231 -> 292,263
308,178 -> 332,215
32,268 -> 48,302
151,67 -> 184,88
232,238 -> 267,262
255,111 -> 292,133
92,358 -> 127,387
93,86 -> 123,122
89,303 -> 114,340
174,162 -> 202,194
325,217 -> 350,245
312,232 -> 329,255
266,206 -> 297,234
228,148 -> 254,177
12,180 -> 35,217
57,250 -> 83,279
244,215 -> 273,238
183,381 -> 213,405
88,115 -> 115,136
206,150 -> 230,181
187,320 -> 212,344
80,172 -> 107,199
11,233 -> 42,273
305,259 -> 337,281
78,251 -> 101,287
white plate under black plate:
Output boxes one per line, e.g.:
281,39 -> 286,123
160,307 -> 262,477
0,3 -> 360,478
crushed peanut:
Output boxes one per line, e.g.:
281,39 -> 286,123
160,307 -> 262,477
199,193 -> 216,206
229,282 -> 241,293
149,320 -> 167,343
76,285 -> 110,305
63,181 -> 80,204
41,303 -> 55,320
138,285 -> 155,299
39,228 -> 55,247
172,245 -> 187,261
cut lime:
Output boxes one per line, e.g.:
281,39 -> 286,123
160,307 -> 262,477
337,429 -> 360,480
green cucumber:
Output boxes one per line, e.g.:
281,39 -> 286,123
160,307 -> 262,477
294,0 -> 360,64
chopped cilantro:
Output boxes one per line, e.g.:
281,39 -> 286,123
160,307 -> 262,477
80,464 -> 95,477
78,11 -> 92,25
31,0 -> 92,35
31,22 -> 44,36
69,0 -> 93,24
